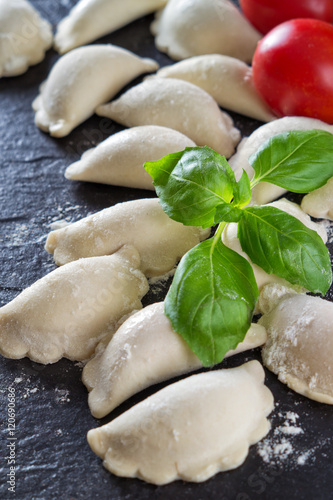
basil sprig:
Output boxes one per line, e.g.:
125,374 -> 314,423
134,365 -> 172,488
145,130 -> 333,366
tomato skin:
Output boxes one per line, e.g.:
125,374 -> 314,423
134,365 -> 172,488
240,0 -> 333,35
252,19 -> 333,124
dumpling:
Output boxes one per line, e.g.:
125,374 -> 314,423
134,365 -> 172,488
259,293 -> 333,404
301,177 -> 333,221
32,44 -> 158,138
0,246 -> 148,364
83,301 -> 267,418
45,198 -> 210,277
151,55 -> 275,122
222,198 -> 327,312
151,0 -> 261,62
96,78 -> 241,158
87,360 -> 274,484
0,0 -> 52,77
229,117 -> 333,205
54,0 -> 168,54
65,125 -> 196,189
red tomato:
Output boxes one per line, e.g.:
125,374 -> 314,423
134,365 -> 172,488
240,0 -> 333,35
252,19 -> 333,124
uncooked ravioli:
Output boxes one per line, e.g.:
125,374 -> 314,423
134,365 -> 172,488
65,125 -> 196,189
32,44 -> 158,137
96,78 -> 241,158
260,292 -> 333,404
54,0 -> 168,54
0,0 -> 52,77
45,198 -> 210,277
0,246 -> 148,364
87,360 -> 274,484
152,55 -> 275,122
151,0 -> 261,62
82,301 -> 267,418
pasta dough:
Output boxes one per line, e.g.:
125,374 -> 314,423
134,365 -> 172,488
87,360 -> 274,484
151,55 -> 275,122
0,0 -> 53,77
229,117 -> 333,205
45,198 -> 210,277
54,0 -> 168,54
301,177 -> 333,221
32,44 -> 158,137
260,293 -> 333,404
151,0 -> 261,62
222,199 -> 327,312
0,246 -> 148,364
65,125 -> 196,189
83,301 -> 267,418
96,78 -> 241,158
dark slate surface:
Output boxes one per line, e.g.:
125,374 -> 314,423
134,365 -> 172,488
0,1 -> 332,499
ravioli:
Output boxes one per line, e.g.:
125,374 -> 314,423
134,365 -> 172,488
45,198 -> 210,277
151,0 -> 261,62
87,360 -> 274,484
260,292 -> 333,404
83,301 -> 267,418
0,246 -> 148,364
228,117 -> 333,205
0,0 -> 52,77
32,44 -> 158,137
152,55 -> 275,122
65,125 -> 196,189
96,78 -> 241,158
55,0 -> 167,54
301,177 -> 333,221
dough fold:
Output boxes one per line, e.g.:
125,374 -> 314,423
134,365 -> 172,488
87,360 -> 274,484
83,301 -> 267,417
45,198 -> 210,277
228,117 -> 333,205
55,0 -> 168,54
0,246 -> 148,364
151,0 -> 261,62
32,44 -> 158,137
65,125 -> 196,189
151,55 -> 275,122
0,0 -> 52,77
96,78 -> 241,158
260,292 -> 333,404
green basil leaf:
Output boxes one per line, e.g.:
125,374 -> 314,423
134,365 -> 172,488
214,204 -> 244,223
165,237 -> 259,367
238,206 -> 332,295
233,169 -> 252,207
144,146 -> 236,228
250,130 -> 333,193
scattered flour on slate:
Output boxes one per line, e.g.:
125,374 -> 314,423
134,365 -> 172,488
258,411 -> 316,467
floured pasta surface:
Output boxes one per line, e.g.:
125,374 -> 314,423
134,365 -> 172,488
87,360 -> 274,484
32,44 -> 158,137
151,0 -> 261,62
260,292 -> 333,404
55,0 -> 168,54
83,302 -> 267,418
0,246 -> 148,364
222,199 -> 327,312
152,55 -> 275,122
301,177 -> 333,221
65,125 -> 196,189
45,198 -> 210,277
229,117 -> 333,205
96,78 -> 240,158
0,0 -> 53,77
